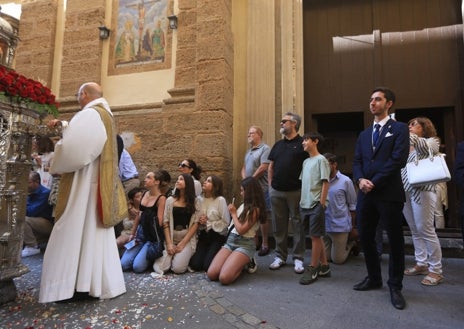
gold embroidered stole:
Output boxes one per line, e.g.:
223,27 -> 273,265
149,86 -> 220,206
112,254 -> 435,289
54,104 -> 128,227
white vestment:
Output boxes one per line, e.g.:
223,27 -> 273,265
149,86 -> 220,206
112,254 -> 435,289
39,98 -> 126,303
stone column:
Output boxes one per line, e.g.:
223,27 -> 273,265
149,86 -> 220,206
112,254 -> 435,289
159,0 -> 234,196
14,0 -> 58,91
281,0 -> 304,132
59,0 -> 106,95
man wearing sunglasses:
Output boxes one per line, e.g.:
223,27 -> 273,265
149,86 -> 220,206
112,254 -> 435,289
268,112 -> 308,274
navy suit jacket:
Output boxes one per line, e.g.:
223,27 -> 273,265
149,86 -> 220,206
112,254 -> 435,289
454,141 -> 464,215
353,118 -> 409,203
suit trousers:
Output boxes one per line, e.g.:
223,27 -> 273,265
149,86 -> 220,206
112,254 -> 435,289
358,196 -> 405,290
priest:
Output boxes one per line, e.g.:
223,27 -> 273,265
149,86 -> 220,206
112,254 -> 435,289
39,82 -> 127,303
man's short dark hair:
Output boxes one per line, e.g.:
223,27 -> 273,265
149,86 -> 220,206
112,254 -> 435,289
373,87 -> 395,105
323,153 -> 337,164
303,131 -> 324,143
29,171 -> 41,184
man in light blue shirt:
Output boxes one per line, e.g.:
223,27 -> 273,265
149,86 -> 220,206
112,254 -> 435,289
119,148 -> 140,194
322,153 -> 357,264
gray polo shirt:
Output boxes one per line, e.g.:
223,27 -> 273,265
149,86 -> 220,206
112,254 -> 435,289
243,143 -> 270,192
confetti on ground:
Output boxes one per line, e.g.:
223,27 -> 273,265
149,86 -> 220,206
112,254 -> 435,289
0,254 -> 249,329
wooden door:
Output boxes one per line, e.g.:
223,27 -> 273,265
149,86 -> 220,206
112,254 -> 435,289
303,0 -> 464,228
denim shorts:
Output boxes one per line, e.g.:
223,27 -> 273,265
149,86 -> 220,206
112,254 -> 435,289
223,233 -> 255,260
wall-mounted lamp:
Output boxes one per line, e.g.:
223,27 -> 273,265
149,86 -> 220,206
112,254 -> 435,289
167,15 -> 178,29
98,25 -> 111,40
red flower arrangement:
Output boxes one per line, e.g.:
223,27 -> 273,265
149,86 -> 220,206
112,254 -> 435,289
0,65 -> 59,117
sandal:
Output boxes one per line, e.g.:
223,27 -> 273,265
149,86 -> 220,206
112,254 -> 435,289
421,273 -> 444,286
258,246 -> 270,256
404,265 -> 428,276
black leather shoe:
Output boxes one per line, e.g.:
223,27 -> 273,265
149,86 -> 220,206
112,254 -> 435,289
55,292 -> 99,304
353,277 -> 383,291
390,288 -> 406,310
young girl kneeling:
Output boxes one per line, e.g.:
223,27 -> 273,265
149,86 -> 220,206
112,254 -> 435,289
207,177 -> 266,285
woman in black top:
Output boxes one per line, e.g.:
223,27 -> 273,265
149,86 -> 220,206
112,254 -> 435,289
162,173 -> 201,274
120,170 -> 170,273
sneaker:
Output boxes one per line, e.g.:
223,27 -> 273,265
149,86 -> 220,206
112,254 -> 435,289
300,265 -> 319,285
247,256 -> 258,274
21,246 -> 40,258
318,263 -> 331,277
269,257 -> 285,270
294,259 -> 304,274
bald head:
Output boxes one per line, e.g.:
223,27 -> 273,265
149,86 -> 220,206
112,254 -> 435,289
77,82 -> 103,108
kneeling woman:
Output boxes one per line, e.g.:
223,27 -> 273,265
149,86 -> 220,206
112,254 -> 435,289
162,174 -> 201,274
189,175 -> 231,271
120,170 -> 170,273
207,177 -> 266,285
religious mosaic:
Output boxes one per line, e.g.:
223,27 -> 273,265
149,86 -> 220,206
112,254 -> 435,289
109,0 -> 172,75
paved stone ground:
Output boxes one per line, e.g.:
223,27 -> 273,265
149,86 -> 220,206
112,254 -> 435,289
1,250 -> 464,329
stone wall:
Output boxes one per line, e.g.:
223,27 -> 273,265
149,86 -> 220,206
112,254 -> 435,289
116,0 -> 235,197
14,0 -> 58,88
59,0 -> 106,96
14,0 -> 235,198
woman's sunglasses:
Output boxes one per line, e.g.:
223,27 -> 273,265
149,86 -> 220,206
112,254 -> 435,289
179,163 -> 191,169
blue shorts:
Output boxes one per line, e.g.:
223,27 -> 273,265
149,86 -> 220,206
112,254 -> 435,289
223,233 -> 255,260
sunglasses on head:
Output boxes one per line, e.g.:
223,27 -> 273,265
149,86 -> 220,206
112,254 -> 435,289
179,163 -> 191,168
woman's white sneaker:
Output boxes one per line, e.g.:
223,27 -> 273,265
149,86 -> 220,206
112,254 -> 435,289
294,259 -> 304,274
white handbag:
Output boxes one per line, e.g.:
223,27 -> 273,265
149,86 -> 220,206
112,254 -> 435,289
406,148 -> 451,187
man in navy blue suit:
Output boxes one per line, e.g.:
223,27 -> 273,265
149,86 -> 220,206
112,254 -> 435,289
352,87 -> 409,310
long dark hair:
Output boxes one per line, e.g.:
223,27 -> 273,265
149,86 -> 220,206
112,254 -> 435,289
239,177 -> 266,224
128,187 -> 143,202
174,173 -> 197,214
208,175 -> 224,198
155,169 -> 171,195
186,159 -> 202,180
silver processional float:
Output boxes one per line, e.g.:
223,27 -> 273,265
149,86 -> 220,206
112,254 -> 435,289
0,66 -> 60,305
